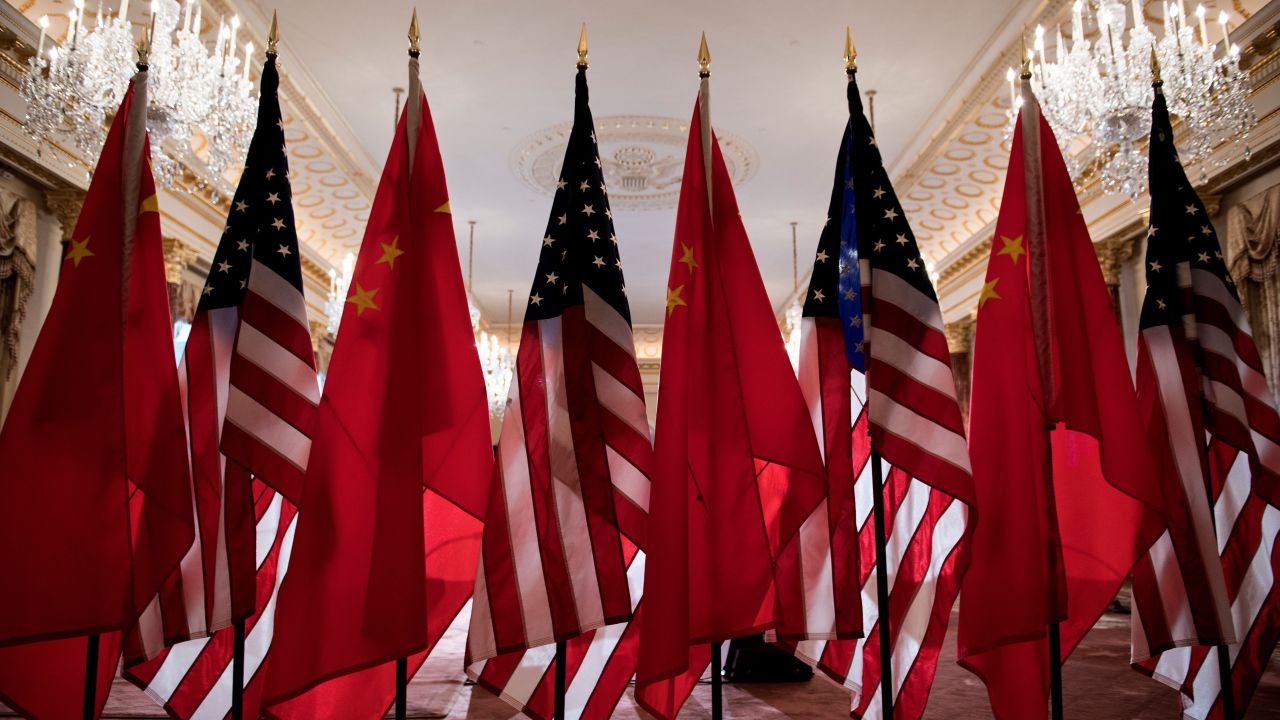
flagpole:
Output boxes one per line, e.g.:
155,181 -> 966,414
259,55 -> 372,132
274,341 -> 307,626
1019,54 -> 1066,720
395,13 -> 421,719
231,619 -> 246,720
846,30 -> 895,719
696,34 -> 725,720
81,633 -> 99,720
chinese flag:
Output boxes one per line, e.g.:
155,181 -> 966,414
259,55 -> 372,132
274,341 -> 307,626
261,58 -> 491,719
957,88 -> 1165,717
0,73 -> 193,716
635,81 -> 826,720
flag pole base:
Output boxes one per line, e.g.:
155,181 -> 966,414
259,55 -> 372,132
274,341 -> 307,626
554,640 -> 567,720
231,619 -> 246,720
868,442 -> 895,720
395,656 -> 408,720
82,633 -> 100,720
1048,622 -> 1063,720
710,641 -> 723,720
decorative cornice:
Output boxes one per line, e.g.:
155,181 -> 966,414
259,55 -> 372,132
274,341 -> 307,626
945,315 -> 976,355
1094,236 -> 1137,285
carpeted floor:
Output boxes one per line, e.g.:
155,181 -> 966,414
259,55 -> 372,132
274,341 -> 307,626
5,608 -> 1278,718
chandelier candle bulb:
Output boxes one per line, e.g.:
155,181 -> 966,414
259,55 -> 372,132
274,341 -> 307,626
1132,0 -> 1143,29
229,15 -> 240,60
1073,0 -> 1083,45
243,41 -> 252,80
1196,5 -> 1208,47
1219,11 -> 1230,51
181,0 -> 191,31
119,0 -> 128,20
35,15 -> 47,60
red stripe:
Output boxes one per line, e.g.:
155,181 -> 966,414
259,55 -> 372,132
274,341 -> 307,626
227,354 -> 317,434
240,292 -> 314,365
870,362 -> 966,437
873,302 -> 951,365
560,308 -> 634,629
516,323 -> 582,636
477,457 -> 527,656
585,322 -> 645,399
219,424 -> 306,505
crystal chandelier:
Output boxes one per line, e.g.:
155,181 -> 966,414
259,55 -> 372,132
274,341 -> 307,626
324,251 -> 356,336
21,0 -> 258,200
1007,1 -> 1254,198
475,325 -> 514,417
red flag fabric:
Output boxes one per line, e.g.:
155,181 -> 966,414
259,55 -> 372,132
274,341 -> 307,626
957,87 -> 1166,718
260,56 -> 491,719
634,79 -> 826,720
0,70 -> 193,717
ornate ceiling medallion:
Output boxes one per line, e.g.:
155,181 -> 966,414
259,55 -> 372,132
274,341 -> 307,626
511,114 -> 757,210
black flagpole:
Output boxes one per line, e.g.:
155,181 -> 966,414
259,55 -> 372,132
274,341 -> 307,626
231,619 -> 246,720
395,657 -> 408,720
81,633 -> 100,720
1048,622 -> 1064,720
868,444 -> 895,720
554,640 -> 567,720
710,641 -> 723,720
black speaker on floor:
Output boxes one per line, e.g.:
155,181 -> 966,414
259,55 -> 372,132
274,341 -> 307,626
722,634 -> 814,683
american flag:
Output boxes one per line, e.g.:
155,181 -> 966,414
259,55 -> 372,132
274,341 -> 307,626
779,72 -> 973,720
123,55 -> 318,717
465,65 -> 651,718
1130,77 -> 1280,720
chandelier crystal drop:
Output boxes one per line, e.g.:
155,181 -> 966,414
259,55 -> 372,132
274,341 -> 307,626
21,0 -> 258,200
324,251 -> 355,337
475,327 -> 514,418
1007,1 -> 1254,199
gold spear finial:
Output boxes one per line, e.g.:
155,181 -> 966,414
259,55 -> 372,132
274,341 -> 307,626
697,31 -> 710,77
577,22 -> 588,68
136,14 -> 154,67
1150,46 -> 1163,85
844,27 -> 856,72
408,8 -> 420,56
266,10 -> 279,55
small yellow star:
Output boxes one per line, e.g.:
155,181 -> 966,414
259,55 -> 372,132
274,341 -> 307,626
140,194 -> 159,215
997,234 -> 1025,264
678,242 -> 698,271
377,236 -> 405,269
434,201 -> 451,214
346,283 -> 380,316
65,237 -> 94,267
978,277 -> 1002,309
666,285 -> 687,316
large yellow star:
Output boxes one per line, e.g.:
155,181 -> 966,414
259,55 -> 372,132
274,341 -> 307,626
139,194 -> 159,215
997,234 -> 1025,264
678,242 -> 698,271
65,237 -> 94,267
377,236 -> 405,269
346,283 -> 380,316
666,285 -> 687,316
978,277 -> 1001,309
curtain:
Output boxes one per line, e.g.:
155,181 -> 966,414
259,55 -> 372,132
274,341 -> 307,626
0,189 -> 35,381
1226,184 -> 1280,405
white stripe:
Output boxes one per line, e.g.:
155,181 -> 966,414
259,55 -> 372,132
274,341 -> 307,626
592,363 -> 648,439
869,329 -> 958,400
798,319 -> 826,463
496,373 -> 555,649
798,499 -> 837,638
888,499 -> 966,699
496,642 -> 558,706
563,553 -> 646,718
1183,505 -> 1279,720
1146,531 -> 1196,646
224,386 -> 312,471
605,446 -> 649,513
1215,451 -> 1252,553
867,389 -> 971,473
870,269 -> 944,333
189,512 -> 298,720
1145,328 -> 1235,644
234,323 -> 321,405
247,260 -> 309,329
583,285 -> 637,360
466,555 -> 498,664
1191,270 -> 1251,336
1196,323 -> 1273,410
144,635 -> 211,703
541,318 -> 607,633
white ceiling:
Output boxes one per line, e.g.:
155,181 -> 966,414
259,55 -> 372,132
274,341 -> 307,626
259,0 -> 1028,323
